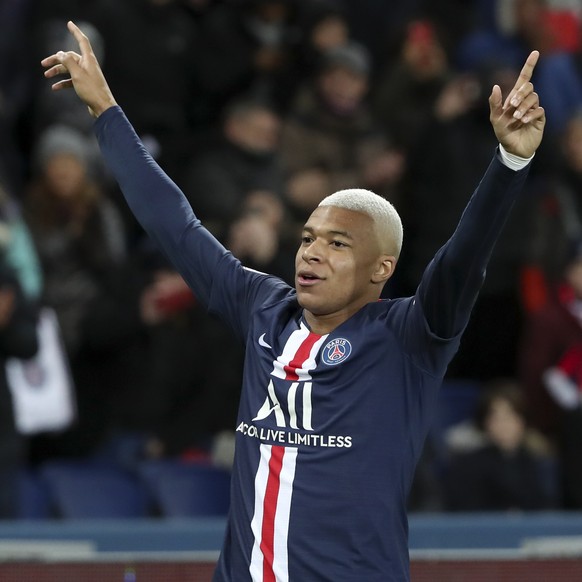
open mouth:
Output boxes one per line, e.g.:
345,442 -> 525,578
297,272 -> 323,286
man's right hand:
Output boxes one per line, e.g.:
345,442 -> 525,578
42,20 -> 117,118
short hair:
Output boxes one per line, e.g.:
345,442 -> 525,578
318,188 -> 403,257
475,379 -> 527,431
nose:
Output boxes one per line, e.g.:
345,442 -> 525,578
302,240 -> 323,263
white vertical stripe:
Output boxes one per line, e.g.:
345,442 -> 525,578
267,380 -> 286,427
249,445 -> 299,582
294,334 -> 328,381
272,447 -> 298,582
287,383 -> 299,429
302,382 -> 313,431
250,444 -> 271,581
271,323 -> 311,379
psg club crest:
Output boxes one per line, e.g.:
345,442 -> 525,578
322,338 -> 352,366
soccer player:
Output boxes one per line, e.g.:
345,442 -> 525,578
42,22 -> 545,581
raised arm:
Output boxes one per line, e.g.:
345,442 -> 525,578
416,51 -> 545,339
42,22 -> 290,339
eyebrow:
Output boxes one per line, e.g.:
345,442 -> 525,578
303,226 -> 354,240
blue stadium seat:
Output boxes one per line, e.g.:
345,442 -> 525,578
17,469 -> 53,519
435,378 -> 483,432
92,430 -> 149,472
427,378 -> 483,467
139,461 -> 231,518
40,461 -> 150,519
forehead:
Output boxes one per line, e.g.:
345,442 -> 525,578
488,398 -> 518,416
304,205 -> 374,238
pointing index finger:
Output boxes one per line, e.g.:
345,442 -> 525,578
67,20 -> 92,57
516,51 -> 540,87
503,50 -> 539,110
513,50 -> 539,92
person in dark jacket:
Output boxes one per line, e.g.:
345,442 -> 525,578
445,380 -> 556,511
0,258 -> 38,518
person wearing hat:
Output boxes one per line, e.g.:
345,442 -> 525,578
280,40 -> 405,230
23,123 -> 139,460
25,124 -> 124,357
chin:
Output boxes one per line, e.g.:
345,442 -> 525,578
295,291 -> 312,310
296,290 -> 323,314
296,294 -> 339,317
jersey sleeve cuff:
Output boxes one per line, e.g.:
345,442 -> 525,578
498,144 -> 534,171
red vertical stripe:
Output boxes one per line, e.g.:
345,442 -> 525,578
283,332 -> 321,381
260,446 -> 285,582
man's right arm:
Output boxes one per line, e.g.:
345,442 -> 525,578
94,106 -> 225,301
42,22 -> 291,339
94,106 -> 289,339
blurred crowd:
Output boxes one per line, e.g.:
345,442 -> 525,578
1,0 -> 582,517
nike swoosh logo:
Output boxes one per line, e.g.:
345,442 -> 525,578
258,333 -> 272,349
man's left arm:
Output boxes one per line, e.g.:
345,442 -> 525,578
416,50 -> 545,340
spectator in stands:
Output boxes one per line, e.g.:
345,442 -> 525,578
340,0 -> 424,73
141,300 -> 244,466
543,339 -> 582,508
0,255 -> 39,518
520,240 -> 582,438
521,109 -> 582,313
25,125 -> 126,353
181,96 -> 295,283
181,98 -> 284,239
226,193 -> 295,285
289,0 -> 350,92
372,19 -> 452,154
0,178 -> 40,518
187,0 -> 302,125
456,0 -> 582,136
0,180 -> 42,305
32,82 -> 242,466
23,124 -> 147,460
519,109 -> 582,435
444,380 -> 556,511
280,41 -> 404,226
299,0 -> 349,58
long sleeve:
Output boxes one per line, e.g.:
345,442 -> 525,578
415,150 -> 530,339
94,107 -> 290,340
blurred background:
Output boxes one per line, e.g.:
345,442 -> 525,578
1,0 -> 582,579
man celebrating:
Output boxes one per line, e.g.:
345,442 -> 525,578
43,22 -> 544,581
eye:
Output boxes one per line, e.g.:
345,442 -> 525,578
331,240 -> 347,248
301,235 -> 313,245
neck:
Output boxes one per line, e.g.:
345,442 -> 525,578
302,302 -> 371,335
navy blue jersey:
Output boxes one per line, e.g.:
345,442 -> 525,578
94,107 -> 530,582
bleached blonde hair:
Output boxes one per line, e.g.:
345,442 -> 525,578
318,188 -> 403,258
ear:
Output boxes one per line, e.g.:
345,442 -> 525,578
371,255 -> 396,284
